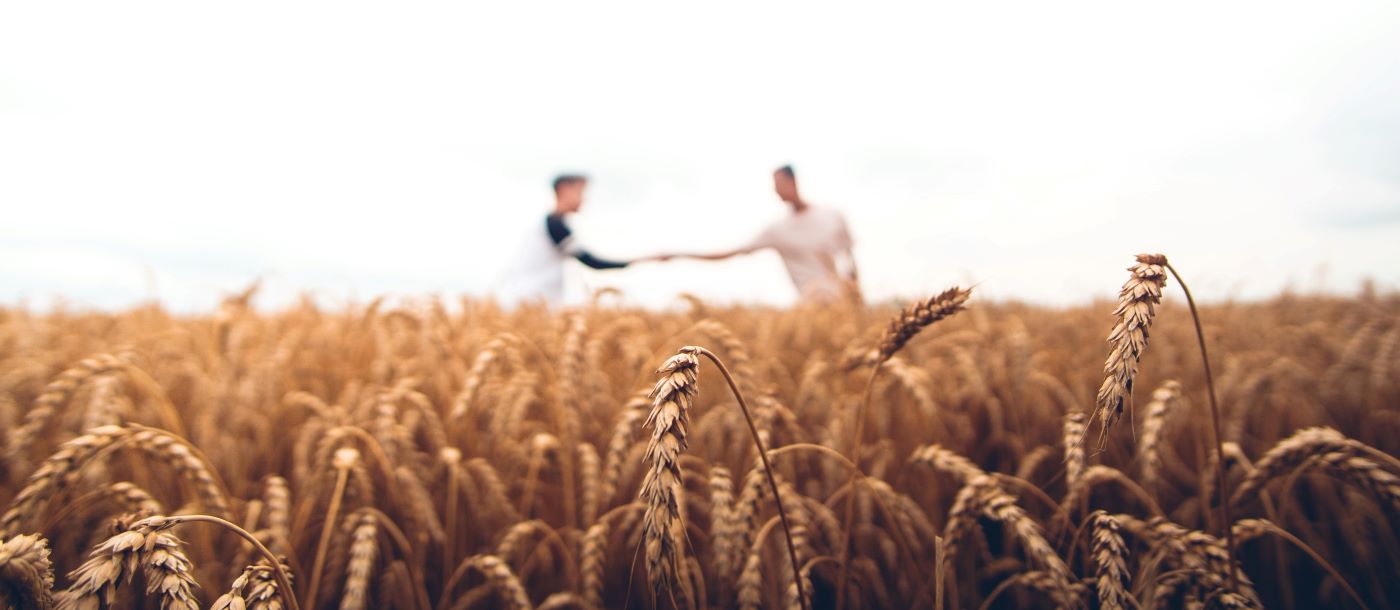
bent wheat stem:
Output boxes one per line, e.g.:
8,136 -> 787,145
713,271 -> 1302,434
1163,260 -> 1236,590
690,346 -> 810,610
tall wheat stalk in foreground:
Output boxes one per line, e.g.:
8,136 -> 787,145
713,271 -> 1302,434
1159,256 -> 1236,589
1095,253 -> 1236,589
640,350 -> 698,607
1092,255 -> 1168,446
837,286 -> 971,610
642,346 -> 809,610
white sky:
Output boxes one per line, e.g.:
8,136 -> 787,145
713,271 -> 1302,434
3,1 -> 1399,310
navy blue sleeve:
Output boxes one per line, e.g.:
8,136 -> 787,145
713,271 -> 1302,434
546,214 -> 571,245
546,214 -> 629,270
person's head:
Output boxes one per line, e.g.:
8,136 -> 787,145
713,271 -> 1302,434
552,174 -> 589,214
772,165 -> 800,207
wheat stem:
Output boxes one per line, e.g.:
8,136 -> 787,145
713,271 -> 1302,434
688,346 -> 810,610
1163,260 -> 1236,591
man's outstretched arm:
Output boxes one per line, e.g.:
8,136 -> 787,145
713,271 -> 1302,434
574,251 -> 630,270
662,247 -> 756,262
547,214 -> 631,270
657,228 -> 770,262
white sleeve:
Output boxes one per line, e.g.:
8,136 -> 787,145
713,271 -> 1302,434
837,214 -> 854,251
745,224 -> 776,252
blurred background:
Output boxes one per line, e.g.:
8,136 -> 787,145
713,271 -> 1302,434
2,1 -> 1398,311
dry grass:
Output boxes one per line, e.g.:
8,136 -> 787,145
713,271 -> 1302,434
0,279 -> 1397,609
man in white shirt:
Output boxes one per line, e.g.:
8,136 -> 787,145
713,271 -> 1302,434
663,165 -> 861,303
498,174 -> 653,306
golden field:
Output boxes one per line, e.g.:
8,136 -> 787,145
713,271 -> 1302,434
1,277 -> 1398,609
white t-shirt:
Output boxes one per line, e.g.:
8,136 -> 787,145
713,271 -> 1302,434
746,206 -> 856,302
496,214 -> 628,306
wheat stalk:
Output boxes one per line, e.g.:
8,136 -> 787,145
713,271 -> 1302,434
1,533 -> 55,610
1138,380 -> 1182,493
466,458 -> 522,524
262,477 -> 292,556
395,465 -> 445,546
447,555 -> 532,610
556,313 -> 587,528
59,515 -> 201,610
577,443 -> 601,528
1114,515 -> 1260,608
305,446 -> 360,610
1063,411 -> 1088,489
839,287 -> 970,610
707,465 -> 739,601
215,557 -> 294,610
133,427 -> 231,517
451,334 -> 516,421
1089,511 -> 1130,610
942,475 -> 1078,608
599,397 -> 648,508
1230,427 -> 1353,506
339,510 -> 379,610
578,517 -> 611,608
909,444 -> 983,484
1092,254 -> 1168,447
639,349 -> 698,604
3,425 -> 133,537
5,354 -> 125,474
104,481 -> 165,515
579,502 -> 643,609
876,287 -> 972,361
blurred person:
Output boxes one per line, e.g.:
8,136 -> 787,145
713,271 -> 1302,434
661,165 -> 860,303
497,174 -> 656,305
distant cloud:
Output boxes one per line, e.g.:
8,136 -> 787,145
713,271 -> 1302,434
1315,201 -> 1400,229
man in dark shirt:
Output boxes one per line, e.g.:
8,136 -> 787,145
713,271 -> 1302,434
499,174 -> 651,304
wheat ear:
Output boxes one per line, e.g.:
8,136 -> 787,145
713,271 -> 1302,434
640,349 -> 698,605
1092,254 -> 1167,447
2,425 -> 132,537
1229,427 -> 1369,508
600,397 -> 648,508
262,476 -> 292,556
59,516 -> 201,610
442,555 -> 532,610
1138,380 -> 1182,493
580,502 -> 644,609
1090,511 -> 1130,610
578,443 -> 601,527
339,510 -> 379,610
690,346 -> 810,610
908,444 -> 984,483
707,465 -> 740,601
1,533 -> 55,610
838,287 -> 970,610
1063,411 -> 1088,489
877,287 -> 973,360
214,557 -> 295,610
5,354 -> 124,474
305,447 -> 359,610
942,475 -> 1078,608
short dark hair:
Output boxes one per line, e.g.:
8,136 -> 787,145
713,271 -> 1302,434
774,165 -> 796,179
553,174 -> 588,193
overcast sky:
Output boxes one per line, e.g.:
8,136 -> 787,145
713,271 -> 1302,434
3,1 -> 1398,311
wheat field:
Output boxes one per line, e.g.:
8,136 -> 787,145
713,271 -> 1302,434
2,262 -> 1398,609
